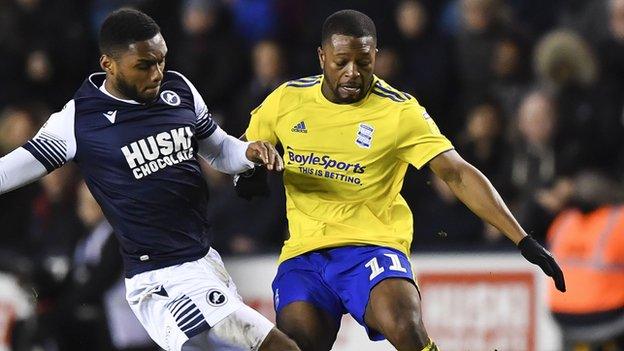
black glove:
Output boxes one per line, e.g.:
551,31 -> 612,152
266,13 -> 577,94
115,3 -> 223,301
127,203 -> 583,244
518,236 -> 566,292
234,166 -> 270,200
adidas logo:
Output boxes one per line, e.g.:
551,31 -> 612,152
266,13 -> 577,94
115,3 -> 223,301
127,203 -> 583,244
291,121 -> 307,133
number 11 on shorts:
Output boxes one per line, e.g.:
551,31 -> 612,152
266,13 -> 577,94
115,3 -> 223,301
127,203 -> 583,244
365,253 -> 408,280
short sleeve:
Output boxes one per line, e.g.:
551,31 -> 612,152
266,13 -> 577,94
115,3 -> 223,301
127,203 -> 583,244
22,99 -> 77,172
395,101 -> 453,169
244,85 -> 283,145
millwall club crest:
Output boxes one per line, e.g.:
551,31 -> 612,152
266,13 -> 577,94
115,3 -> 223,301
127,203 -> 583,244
355,123 -> 374,149
206,289 -> 227,307
160,90 -> 181,106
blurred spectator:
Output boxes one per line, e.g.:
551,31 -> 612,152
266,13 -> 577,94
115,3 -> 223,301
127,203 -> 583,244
488,36 -> 530,121
40,181 -> 117,350
374,48 -> 401,85
547,171 -> 624,350
393,0 -> 456,134
0,107 -> 36,156
30,166 -> 81,260
453,0 -> 512,113
231,40 -> 286,136
534,30 -> 614,171
8,0 -> 93,107
0,107 -> 40,349
507,91 -> 560,195
457,102 -> 508,193
504,90 -> 574,243
0,271 -> 35,351
534,31 -> 597,93
173,0 -> 248,116
40,181 -> 156,351
27,166 -> 82,313
0,107 -> 39,256
455,102 -> 511,245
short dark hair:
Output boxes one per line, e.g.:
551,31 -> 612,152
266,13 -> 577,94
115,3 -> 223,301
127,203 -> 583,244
321,10 -> 377,45
99,8 -> 160,57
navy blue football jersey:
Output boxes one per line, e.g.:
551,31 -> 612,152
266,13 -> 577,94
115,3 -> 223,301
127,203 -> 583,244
22,71 -> 229,277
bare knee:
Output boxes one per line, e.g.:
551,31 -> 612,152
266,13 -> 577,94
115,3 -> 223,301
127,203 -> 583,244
259,328 -> 301,351
365,279 -> 429,350
277,319 -> 333,351
381,314 -> 428,350
276,302 -> 338,351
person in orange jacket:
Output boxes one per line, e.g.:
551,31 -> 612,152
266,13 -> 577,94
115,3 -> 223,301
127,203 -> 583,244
547,171 -> 624,350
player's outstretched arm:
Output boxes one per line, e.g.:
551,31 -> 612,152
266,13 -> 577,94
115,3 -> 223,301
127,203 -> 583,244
428,149 -> 566,292
1,100 -> 75,194
197,128 -> 283,174
0,148 -> 48,194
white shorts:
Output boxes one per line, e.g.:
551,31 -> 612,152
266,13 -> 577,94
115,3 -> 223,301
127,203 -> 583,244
125,248 -> 274,351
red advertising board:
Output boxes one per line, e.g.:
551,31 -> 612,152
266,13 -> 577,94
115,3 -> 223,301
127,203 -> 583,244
418,272 -> 536,351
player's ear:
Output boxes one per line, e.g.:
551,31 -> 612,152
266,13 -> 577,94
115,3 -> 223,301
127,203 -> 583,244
317,46 -> 325,71
100,54 -> 116,75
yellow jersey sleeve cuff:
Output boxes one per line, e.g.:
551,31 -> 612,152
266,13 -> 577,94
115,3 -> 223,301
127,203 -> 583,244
413,143 -> 454,169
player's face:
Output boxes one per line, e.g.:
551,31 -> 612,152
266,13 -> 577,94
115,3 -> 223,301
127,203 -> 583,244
106,33 -> 168,103
318,34 -> 376,104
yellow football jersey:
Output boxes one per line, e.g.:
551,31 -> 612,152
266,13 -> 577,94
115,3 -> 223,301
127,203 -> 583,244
245,75 -> 454,262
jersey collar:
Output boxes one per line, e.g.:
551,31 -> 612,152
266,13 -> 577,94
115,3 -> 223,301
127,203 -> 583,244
88,72 -> 141,105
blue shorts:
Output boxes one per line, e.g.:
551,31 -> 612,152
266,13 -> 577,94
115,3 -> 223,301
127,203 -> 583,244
272,245 -> 415,341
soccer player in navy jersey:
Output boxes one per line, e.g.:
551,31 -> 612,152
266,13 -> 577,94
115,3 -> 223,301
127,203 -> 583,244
0,9 -> 299,351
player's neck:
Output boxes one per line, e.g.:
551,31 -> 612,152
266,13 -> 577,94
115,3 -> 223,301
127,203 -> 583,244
100,79 -> 140,105
101,79 -> 140,104
104,78 -> 131,101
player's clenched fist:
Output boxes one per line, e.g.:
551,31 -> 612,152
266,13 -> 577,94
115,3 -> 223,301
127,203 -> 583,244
246,141 -> 284,171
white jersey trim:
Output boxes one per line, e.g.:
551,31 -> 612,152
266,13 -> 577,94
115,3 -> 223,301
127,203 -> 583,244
167,70 -> 207,118
93,75 -> 141,104
37,99 -> 77,161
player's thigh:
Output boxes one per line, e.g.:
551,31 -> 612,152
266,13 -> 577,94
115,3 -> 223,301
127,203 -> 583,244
182,305 -> 275,351
330,245 -> 417,341
277,301 -> 339,351
126,249 -> 262,351
272,258 -> 342,350
364,277 -> 428,343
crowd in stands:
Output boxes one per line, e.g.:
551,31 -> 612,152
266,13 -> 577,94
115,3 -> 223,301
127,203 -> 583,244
0,0 -> 623,348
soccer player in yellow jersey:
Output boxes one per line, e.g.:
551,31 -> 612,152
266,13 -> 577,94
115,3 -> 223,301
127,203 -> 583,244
242,9 -> 566,351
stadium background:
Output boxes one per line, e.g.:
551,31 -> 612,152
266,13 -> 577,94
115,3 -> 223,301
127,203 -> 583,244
0,0 -> 623,350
